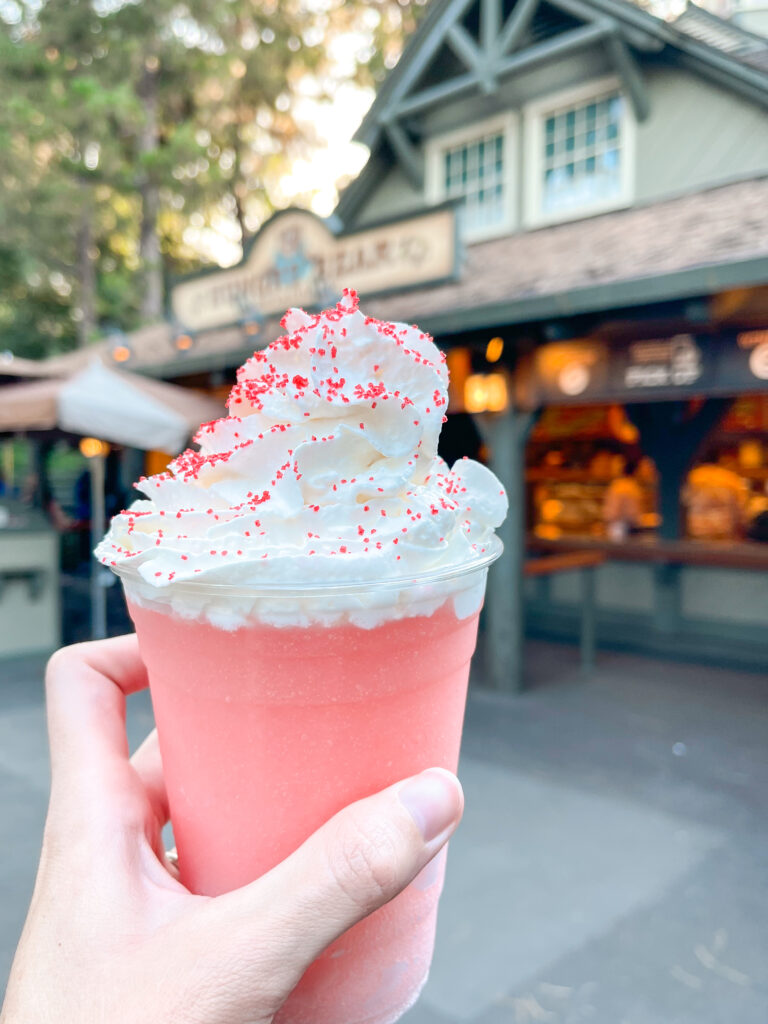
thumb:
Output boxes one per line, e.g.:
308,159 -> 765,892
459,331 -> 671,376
208,768 -> 463,1013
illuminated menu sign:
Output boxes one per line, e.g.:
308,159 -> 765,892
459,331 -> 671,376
532,333 -> 768,404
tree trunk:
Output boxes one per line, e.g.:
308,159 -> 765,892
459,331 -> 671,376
234,182 -> 249,251
138,64 -> 164,323
76,195 -> 96,347
232,131 -> 249,250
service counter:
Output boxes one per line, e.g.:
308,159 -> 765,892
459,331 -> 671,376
0,502 -> 61,658
525,535 -> 768,671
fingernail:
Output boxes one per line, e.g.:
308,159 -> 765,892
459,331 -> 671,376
398,768 -> 463,842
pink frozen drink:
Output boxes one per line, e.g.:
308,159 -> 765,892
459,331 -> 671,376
98,290 -> 507,1024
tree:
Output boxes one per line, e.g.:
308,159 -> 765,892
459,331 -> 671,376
0,0 -> 430,358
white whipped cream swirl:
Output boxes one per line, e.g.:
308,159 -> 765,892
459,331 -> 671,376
97,290 -> 508,627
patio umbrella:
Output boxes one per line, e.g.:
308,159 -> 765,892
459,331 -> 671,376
0,360 -> 222,451
1,360 -> 223,638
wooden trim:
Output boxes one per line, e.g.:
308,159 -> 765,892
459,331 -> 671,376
606,35 -> 651,122
524,551 -> 606,575
498,0 -> 541,56
447,23 -> 482,70
393,22 -> 612,120
373,0 -> 477,134
383,122 -> 425,190
521,73 -> 636,230
482,0 -> 503,57
528,535 -> 768,571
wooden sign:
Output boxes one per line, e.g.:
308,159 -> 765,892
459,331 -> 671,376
170,206 -> 458,333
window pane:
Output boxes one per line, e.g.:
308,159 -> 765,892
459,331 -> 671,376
440,128 -> 506,235
540,89 -> 624,216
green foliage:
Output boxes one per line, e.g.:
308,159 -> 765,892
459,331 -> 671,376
0,0 -> 428,360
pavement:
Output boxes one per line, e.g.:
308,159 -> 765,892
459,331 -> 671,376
1,637 -> 767,1023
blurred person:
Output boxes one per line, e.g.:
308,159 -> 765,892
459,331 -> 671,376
683,464 -> 749,541
0,636 -> 463,1024
21,470 -> 74,532
602,453 -> 644,541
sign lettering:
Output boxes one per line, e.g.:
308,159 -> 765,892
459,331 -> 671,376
170,207 -> 457,333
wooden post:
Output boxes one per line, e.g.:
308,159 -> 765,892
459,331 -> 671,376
477,404 -> 537,692
89,454 -> 107,640
628,399 -> 731,540
580,566 -> 596,674
628,399 -> 731,634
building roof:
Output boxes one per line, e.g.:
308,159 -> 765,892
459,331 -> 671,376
360,175 -> 768,335
339,0 -> 768,226
672,3 -> 768,74
7,176 -> 766,382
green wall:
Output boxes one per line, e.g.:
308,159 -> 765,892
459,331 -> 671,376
349,54 -> 768,232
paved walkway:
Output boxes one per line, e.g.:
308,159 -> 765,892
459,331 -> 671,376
1,641 -> 766,1022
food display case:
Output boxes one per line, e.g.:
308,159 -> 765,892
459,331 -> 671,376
523,397 -> 768,670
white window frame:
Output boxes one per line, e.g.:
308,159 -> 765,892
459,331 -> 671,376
425,111 -> 518,244
523,75 -> 636,229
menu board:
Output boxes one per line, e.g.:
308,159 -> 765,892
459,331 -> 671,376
531,331 -> 768,405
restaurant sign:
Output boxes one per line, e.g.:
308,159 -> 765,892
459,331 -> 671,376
532,333 -> 768,404
170,206 -> 458,333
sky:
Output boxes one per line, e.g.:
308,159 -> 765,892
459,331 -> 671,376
187,0 -> 743,267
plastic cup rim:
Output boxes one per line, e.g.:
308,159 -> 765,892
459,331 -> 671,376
111,535 -> 503,599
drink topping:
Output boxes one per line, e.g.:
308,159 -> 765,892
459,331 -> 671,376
97,290 -> 507,589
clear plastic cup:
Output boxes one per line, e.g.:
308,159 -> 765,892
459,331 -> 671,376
116,540 -> 500,1024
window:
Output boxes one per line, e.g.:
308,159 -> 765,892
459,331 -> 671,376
524,78 -> 635,227
426,114 -> 517,242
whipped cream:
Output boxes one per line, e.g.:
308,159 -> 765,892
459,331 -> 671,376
98,290 -> 508,627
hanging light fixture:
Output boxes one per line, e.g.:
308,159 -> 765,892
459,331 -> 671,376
107,327 -> 132,364
485,337 -> 504,363
171,320 -> 196,354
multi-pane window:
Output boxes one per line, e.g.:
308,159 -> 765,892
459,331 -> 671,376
524,78 -> 634,226
426,114 -> 516,241
542,91 -> 624,215
442,131 -> 506,235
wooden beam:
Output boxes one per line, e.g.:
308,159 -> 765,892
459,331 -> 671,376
606,34 -> 650,121
496,21 -> 613,78
377,0 -> 477,125
498,0 -> 541,57
393,22 -> 611,120
383,121 -> 425,190
392,71 -> 481,119
447,22 -> 496,93
447,22 -> 483,71
482,0 -> 502,57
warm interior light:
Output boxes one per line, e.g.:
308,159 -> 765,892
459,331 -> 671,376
244,321 -> 261,337
541,499 -> 564,522
446,347 -> 471,412
111,344 -> 131,363
485,374 -> 508,412
739,439 -> 763,469
464,373 -> 508,414
175,333 -> 194,351
79,437 -> 110,458
486,337 -> 504,363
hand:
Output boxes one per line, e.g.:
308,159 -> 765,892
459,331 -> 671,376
1,636 -> 463,1024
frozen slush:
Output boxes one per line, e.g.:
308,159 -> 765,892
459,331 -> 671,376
98,289 -> 507,1024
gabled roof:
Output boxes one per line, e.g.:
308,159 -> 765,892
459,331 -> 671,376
672,3 -> 768,74
360,176 -> 768,335
337,0 -> 768,225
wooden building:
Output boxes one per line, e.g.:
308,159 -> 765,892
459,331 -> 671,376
6,0 -> 768,683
